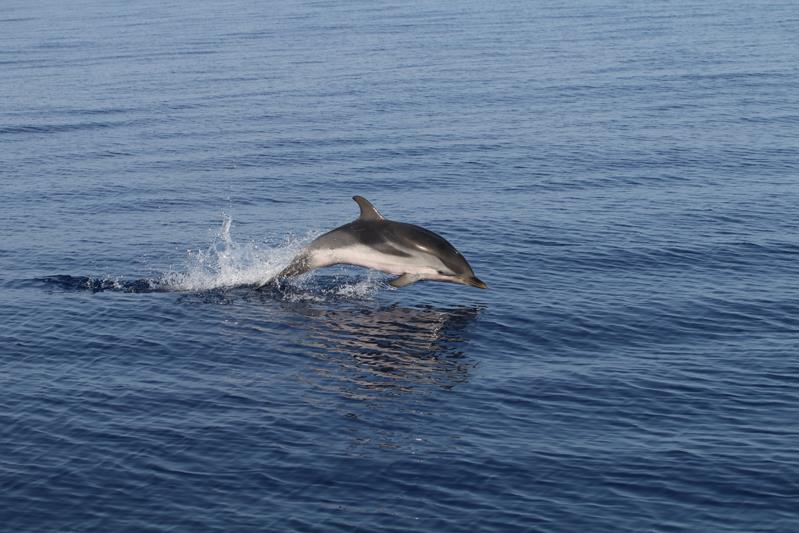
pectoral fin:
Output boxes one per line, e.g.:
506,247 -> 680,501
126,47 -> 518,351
389,273 -> 421,288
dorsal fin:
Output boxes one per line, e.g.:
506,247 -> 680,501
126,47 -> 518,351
352,195 -> 384,221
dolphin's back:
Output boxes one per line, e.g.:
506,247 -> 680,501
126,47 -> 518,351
260,196 -> 485,290
310,219 -> 473,276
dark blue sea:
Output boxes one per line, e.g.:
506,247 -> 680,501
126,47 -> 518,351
2,0 -> 798,531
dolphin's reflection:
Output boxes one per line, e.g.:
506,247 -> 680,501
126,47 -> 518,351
291,303 -> 482,399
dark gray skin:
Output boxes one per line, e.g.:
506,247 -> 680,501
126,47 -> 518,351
260,196 -> 487,289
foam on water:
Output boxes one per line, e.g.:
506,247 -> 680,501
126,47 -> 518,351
162,215 -> 301,291
163,216 -> 384,299
35,216 -> 386,300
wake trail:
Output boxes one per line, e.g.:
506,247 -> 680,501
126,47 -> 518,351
34,216 -> 385,300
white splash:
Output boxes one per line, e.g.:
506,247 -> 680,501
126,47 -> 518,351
162,215 -> 306,291
335,269 -> 384,298
160,215 -> 384,299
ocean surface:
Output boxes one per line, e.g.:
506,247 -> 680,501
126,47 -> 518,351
2,0 -> 798,531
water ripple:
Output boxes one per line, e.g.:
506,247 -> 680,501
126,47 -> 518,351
2,0 -> 799,531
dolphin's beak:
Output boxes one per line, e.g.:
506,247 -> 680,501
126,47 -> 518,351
465,276 -> 487,289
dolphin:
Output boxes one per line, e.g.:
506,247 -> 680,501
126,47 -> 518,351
259,196 -> 487,289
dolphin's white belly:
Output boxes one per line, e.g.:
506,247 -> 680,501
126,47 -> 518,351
310,245 -> 442,276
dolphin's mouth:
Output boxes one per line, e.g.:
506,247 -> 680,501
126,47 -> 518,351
465,276 -> 488,289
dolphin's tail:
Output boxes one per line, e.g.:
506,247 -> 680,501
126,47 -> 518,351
256,252 -> 313,289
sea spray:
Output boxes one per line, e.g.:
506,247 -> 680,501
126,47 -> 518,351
37,216 -> 386,298
161,216 -> 384,299
161,214 -> 306,291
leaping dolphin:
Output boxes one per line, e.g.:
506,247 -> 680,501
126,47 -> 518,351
259,196 -> 487,289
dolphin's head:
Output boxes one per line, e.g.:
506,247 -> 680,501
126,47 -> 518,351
445,271 -> 487,289
461,275 -> 488,289
434,251 -> 487,289
395,225 -> 487,289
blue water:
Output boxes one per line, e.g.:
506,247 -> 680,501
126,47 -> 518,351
2,0 -> 799,531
